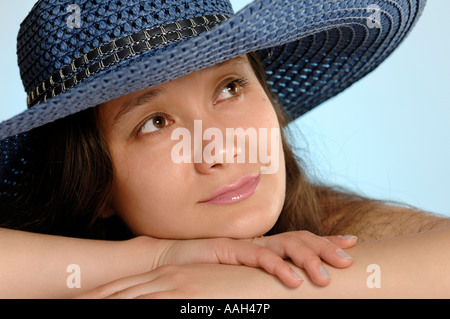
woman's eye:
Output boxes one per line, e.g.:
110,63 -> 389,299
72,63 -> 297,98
215,78 -> 250,104
220,82 -> 240,98
139,114 -> 172,135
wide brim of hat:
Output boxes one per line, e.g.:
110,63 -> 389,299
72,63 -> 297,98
0,0 -> 425,140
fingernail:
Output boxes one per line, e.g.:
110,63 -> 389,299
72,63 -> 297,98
337,249 -> 352,259
291,269 -> 303,281
320,266 -> 330,279
338,235 -> 358,241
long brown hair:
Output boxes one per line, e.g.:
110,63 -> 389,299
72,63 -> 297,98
0,52 -> 384,239
0,110 -> 129,239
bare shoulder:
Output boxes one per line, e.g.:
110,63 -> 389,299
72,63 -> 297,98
323,202 -> 450,242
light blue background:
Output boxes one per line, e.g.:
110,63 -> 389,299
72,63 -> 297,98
1,1 -> 449,217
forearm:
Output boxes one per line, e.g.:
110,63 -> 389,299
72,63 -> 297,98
0,228 -> 162,298
273,226 -> 450,298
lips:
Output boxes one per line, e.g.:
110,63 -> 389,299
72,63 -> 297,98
200,174 -> 260,205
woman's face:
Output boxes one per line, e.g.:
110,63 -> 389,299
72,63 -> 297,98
98,55 -> 286,239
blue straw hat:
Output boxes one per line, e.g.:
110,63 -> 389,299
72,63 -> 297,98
1,0 -> 425,200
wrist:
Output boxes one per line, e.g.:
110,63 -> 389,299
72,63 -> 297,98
125,235 -> 174,270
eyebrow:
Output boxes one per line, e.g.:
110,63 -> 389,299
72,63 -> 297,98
113,88 -> 164,126
112,55 -> 248,126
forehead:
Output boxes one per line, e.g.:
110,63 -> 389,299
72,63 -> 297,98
100,55 -> 250,110
110,55 -> 249,100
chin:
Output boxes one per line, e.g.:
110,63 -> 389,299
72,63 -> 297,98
215,207 -> 281,239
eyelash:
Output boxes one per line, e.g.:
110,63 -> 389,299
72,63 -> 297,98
136,112 -> 173,137
215,77 -> 251,104
136,77 -> 251,137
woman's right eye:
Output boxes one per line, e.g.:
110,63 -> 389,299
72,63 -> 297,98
138,113 -> 173,136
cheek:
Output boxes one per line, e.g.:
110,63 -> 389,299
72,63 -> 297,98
249,95 -> 280,128
109,146 -> 189,235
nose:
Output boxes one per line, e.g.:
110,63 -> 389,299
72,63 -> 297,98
193,122 -> 242,174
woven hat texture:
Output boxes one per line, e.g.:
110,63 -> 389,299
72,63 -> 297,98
0,0 -> 425,140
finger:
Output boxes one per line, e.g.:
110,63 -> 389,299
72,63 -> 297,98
266,233 -> 350,286
260,231 -> 352,271
229,242 -> 304,288
104,266 -> 179,299
248,232 -> 352,286
283,243 -> 331,287
254,231 -> 355,257
77,267 -> 166,299
74,277 -> 143,299
255,232 -> 330,286
254,251 -> 304,288
325,235 -> 358,249
314,237 -> 354,269
105,281 -> 161,299
287,233 -> 354,269
137,289 -> 181,299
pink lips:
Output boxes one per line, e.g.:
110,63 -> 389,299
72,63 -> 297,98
200,174 -> 261,205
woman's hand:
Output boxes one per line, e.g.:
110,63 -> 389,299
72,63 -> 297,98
75,263 -> 284,299
251,232 -> 356,286
157,231 -> 357,287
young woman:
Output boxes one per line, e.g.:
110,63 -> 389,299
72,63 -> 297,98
0,0 -> 449,298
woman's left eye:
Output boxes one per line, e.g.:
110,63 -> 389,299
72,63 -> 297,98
215,78 -> 250,104
139,113 -> 173,135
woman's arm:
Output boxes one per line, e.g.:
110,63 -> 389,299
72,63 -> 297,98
78,226 -> 450,298
0,228 -> 159,298
285,226 -> 450,298
0,228 -> 355,298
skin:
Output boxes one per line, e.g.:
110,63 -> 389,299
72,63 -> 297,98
97,55 -> 286,240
